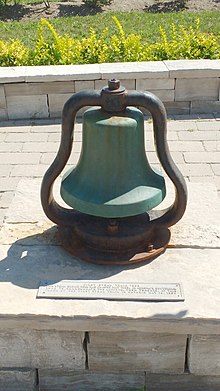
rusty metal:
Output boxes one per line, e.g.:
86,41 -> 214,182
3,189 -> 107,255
58,214 -> 170,265
41,79 -> 187,265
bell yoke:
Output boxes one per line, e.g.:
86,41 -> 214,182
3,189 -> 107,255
41,79 -> 187,265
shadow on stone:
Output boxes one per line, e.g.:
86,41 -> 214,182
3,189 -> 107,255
0,226 -> 159,290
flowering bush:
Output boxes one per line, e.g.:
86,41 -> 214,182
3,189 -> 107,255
0,17 -> 219,66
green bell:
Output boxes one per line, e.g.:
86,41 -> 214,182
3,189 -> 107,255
61,106 -> 166,218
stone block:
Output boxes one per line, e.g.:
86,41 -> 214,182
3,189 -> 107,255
48,93 -> 73,117
0,368 -> 37,391
165,59 -> 220,78
7,95 -> 48,120
184,151 -> 220,163
0,330 -> 85,369
177,163 -> 213,177
25,64 -> 100,82
95,79 -> 136,90
196,121 -> 220,131
136,78 -> 174,90
164,101 -> 190,115
39,370 -> 145,391
100,61 -> 169,79
0,66 -> 27,83
0,152 -> 41,165
5,81 -> 75,96
148,89 -> 174,102
178,130 -> 220,141
189,335 -> 220,375
0,85 -> 7,120
75,80 -> 95,92
10,164 -> 49,178
146,374 -> 220,391
175,78 -> 219,101
191,101 -> 220,114
88,332 -> 186,373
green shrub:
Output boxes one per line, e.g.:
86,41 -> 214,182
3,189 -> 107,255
0,39 -> 29,66
0,17 -> 219,67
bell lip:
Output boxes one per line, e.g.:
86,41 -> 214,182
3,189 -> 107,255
60,184 -> 166,218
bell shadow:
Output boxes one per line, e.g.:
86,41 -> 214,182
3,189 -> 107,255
0,226 -> 159,290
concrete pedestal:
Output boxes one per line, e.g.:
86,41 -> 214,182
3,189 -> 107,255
0,179 -> 220,390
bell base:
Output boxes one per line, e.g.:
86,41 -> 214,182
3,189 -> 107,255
58,213 -> 170,265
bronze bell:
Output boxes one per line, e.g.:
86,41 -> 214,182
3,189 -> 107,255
41,79 -> 187,265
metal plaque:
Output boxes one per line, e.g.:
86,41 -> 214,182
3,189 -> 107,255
37,280 -> 184,301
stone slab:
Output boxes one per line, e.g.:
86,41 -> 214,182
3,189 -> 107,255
0,66 -> 27,83
25,64 -> 100,82
189,335 -> 220,376
7,95 -> 49,120
100,61 -> 169,79
4,178 -> 220,248
88,332 -> 186,373
0,330 -> 85,369
0,368 -> 37,391
0,180 -> 220,335
165,59 -> 220,78
39,370 -> 145,391
146,374 -> 220,391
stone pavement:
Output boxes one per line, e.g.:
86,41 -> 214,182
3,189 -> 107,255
0,113 -> 220,227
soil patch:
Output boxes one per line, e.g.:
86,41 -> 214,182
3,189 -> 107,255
0,0 -> 219,22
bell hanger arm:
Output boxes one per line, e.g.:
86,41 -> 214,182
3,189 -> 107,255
41,90 -> 102,226
126,90 -> 187,227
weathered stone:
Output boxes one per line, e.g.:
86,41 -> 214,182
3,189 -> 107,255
148,89 -> 174,102
88,332 -> 186,373
0,85 -> 7,120
191,101 -> 220,114
175,78 -> 219,101
39,370 -> 145,391
95,78 -> 136,90
0,368 -> 37,391
5,81 -> 75,96
189,335 -> 220,376
75,80 -> 95,92
165,59 -> 220,78
100,61 -> 169,79
146,374 -> 220,391
7,95 -> 48,120
0,330 -> 85,369
164,101 -> 190,115
136,78 -> 174,90
0,66 -> 26,83
25,64 -> 100,82
48,93 -> 73,117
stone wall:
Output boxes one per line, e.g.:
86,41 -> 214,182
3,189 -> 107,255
0,59 -> 219,120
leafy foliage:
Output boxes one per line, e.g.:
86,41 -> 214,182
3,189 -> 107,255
0,17 -> 219,66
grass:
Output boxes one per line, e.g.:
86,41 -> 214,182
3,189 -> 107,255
0,10 -> 219,48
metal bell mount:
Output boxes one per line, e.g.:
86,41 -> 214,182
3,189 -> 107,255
41,79 -> 187,265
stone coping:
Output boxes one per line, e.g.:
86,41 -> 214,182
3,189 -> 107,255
0,59 -> 220,120
0,60 -> 220,83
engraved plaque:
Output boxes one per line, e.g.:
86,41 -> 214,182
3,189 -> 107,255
37,280 -> 184,301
